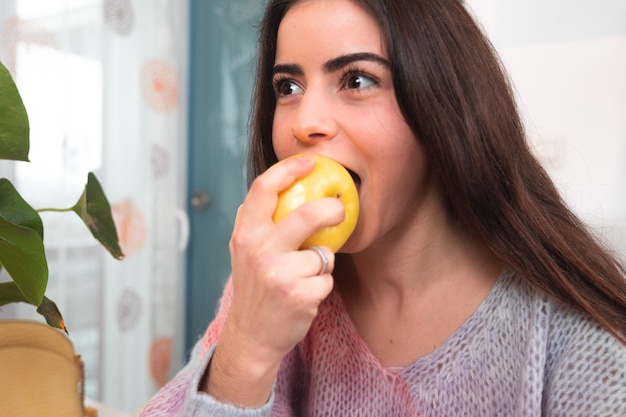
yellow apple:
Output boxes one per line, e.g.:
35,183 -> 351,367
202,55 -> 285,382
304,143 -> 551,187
273,154 -> 359,253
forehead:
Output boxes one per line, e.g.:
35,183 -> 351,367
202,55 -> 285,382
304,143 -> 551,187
276,0 -> 386,61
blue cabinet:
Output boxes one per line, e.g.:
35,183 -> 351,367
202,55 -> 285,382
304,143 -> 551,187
186,0 -> 266,353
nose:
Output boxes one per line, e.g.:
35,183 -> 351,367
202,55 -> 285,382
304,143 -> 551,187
291,86 -> 338,145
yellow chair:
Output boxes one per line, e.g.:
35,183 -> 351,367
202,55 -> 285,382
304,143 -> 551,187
0,320 -> 85,417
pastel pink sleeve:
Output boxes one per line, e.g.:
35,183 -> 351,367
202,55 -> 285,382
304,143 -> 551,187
199,277 -> 234,357
137,278 -> 243,417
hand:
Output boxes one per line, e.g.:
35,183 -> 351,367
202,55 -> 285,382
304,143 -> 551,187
204,154 -> 345,406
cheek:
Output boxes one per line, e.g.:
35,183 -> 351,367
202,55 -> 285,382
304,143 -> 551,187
368,125 -> 428,209
363,110 -> 421,169
271,113 -> 292,160
360,95 -> 414,147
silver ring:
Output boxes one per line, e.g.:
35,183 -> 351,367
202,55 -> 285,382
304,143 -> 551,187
309,246 -> 329,275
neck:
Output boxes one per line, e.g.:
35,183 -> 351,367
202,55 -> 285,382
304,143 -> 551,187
335,213 -> 503,313
333,217 -> 503,366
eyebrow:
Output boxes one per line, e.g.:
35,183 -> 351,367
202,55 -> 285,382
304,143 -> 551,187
272,52 -> 390,77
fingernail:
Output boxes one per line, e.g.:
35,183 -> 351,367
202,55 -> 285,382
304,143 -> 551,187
298,154 -> 315,165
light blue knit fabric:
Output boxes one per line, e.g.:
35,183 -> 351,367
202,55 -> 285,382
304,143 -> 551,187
140,267 -> 626,416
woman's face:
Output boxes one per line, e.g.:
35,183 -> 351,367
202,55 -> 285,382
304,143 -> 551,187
272,0 -> 441,253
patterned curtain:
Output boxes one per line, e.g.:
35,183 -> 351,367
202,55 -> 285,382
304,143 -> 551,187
0,0 -> 188,413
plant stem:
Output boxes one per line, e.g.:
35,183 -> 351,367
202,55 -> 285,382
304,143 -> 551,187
37,207 -> 73,213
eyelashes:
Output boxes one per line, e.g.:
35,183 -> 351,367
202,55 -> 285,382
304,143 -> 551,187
272,75 -> 302,97
272,65 -> 381,98
337,65 -> 380,90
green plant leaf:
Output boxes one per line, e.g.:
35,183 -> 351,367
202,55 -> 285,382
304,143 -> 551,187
0,216 -> 47,306
0,282 -> 67,334
37,296 -> 68,334
72,172 -> 124,260
0,178 -> 44,238
0,60 -> 29,162
0,281 -> 30,306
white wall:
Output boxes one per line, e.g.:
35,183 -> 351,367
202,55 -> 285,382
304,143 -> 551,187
467,0 -> 626,260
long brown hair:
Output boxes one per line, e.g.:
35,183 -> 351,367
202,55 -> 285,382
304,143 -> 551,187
248,0 -> 626,343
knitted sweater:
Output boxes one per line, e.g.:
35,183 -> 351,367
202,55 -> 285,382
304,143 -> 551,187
139,267 -> 626,416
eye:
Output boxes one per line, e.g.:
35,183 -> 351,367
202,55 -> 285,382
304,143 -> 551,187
273,77 -> 304,97
341,70 -> 379,90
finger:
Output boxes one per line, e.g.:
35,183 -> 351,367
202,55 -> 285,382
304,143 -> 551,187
305,245 -> 334,277
240,155 -> 315,228
277,245 -> 336,278
273,197 -> 345,250
298,271 -> 335,310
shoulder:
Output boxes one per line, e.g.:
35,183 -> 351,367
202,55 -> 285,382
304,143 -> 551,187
541,282 -> 625,370
500,269 -> 625,414
541,286 -> 626,415
497,269 -> 623,357
501,269 -> 625,375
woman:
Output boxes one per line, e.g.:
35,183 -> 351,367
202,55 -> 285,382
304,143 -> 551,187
140,0 -> 626,415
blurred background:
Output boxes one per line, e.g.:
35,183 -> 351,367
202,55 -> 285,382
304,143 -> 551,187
0,0 -> 624,413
